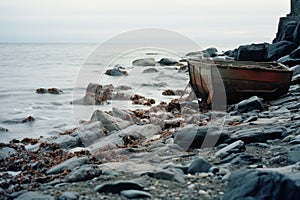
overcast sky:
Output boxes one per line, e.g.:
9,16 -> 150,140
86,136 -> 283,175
0,0 -> 290,48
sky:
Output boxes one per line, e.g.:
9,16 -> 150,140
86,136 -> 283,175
0,0 -> 290,48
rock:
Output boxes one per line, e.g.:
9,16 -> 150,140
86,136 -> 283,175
158,58 -> 178,66
73,121 -> 105,146
173,124 -> 229,150
72,83 -> 114,105
115,85 -> 132,91
265,41 -> 298,61
0,147 -> 17,160
105,68 -> 128,76
0,126 -> 8,132
187,158 -> 212,174
14,191 -> 54,200
146,169 -> 185,183
21,115 -> 35,123
46,156 -> 89,175
65,165 -> 102,182
292,73 -> 300,84
118,124 -> 161,143
90,110 -> 130,132
132,58 -> 156,66
223,169 -> 300,200
94,180 -> 144,194
202,47 -> 218,57
270,95 -> 298,106
291,65 -> 300,76
273,20 -> 298,44
57,192 -> 79,200
226,126 -> 286,144
278,55 -> 300,66
234,96 -> 264,113
120,190 -> 152,199
142,68 -> 159,73
162,89 -> 176,96
220,153 -> 261,165
290,46 -> 300,59
235,43 -> 269,62
48,88 -> 63,94
287,144 -> 300,164
45,135 -> 81,149
36,88 -> 48,94
215,140 -> 245,159
163,118 -> 183,129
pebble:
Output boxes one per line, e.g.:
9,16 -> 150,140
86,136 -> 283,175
187,157 -> 212,174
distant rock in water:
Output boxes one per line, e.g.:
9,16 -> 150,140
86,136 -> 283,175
162,89 -> 176,96
36,88 -> 63,94
142,68 -> 159,73
132,58 -> 155,66
22,116 -> 35,123
105,64 -> 128,76
158,58 -> 178,66
72,83 -> 113,105
0,126 -> 8,132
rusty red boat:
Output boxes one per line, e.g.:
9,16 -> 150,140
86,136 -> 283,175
188,60 -> 293,105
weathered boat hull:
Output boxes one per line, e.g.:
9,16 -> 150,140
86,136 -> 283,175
188,60 -> 293,105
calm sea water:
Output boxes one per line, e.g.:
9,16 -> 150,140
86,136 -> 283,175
0,44 -> 97,142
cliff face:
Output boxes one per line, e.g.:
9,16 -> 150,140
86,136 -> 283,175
273,0 -> 300,44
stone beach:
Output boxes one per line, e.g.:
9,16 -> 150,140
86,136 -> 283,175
2,2 -> 300,200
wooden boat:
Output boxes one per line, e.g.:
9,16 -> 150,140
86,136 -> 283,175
188,60 -> 293,105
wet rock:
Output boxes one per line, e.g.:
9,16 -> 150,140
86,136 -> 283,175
118,124 -> 161,143
287,144 -> 300,164
187,158 -> 212,174
120,190 -> 152,199
94,180 -> 144,194
73,122 -> 105,146
130,94 -> 156,106
14,191 -> 54,200
105,68 -> 128,76
223,169 -> 300,200
142,68 -> 159,73
146,169 -> 185,183
265,41 -> 298,61
158,58 -> 178,66
163,118 -> 183,129
48,88 -> 63,94
36,88 -> 48,94
235,43 -> 269,62
21,115 -> 35,123
57,192 -> 79,200
234,96 -> 264,113
45,135 -> 81,149
132,58 -> 155,66
112,107 -> 132,121
65,165 -> 102,182
90,110 -> 130,132
46,156 -> 89,175
162,89 -> 176,96
173,125 -> 229,150
290,46 -> 300,59
0,126 -> 8,132
0,147 -> 17,159
215,140 -> 245,159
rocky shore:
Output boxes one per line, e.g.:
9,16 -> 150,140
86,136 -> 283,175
1,2 -> 300,200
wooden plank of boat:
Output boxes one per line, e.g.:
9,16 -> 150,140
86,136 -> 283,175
188,60 -> 293,105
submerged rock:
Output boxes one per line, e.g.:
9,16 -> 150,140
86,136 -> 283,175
223,169 -> 300,200
21,116 -> 35,123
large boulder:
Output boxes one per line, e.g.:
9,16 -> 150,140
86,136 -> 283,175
158,58 -> 178,66
233,96 -> 264,113
202,47 -> 218,57
132,58 -> 155,66
265,41 -> 298,61
223,169 -> 300,200
235,43 -> 269,61
278,55 -> 300,66
273,20 -> 298,43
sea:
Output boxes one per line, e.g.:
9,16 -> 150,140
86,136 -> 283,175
0,43 -> 202,143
